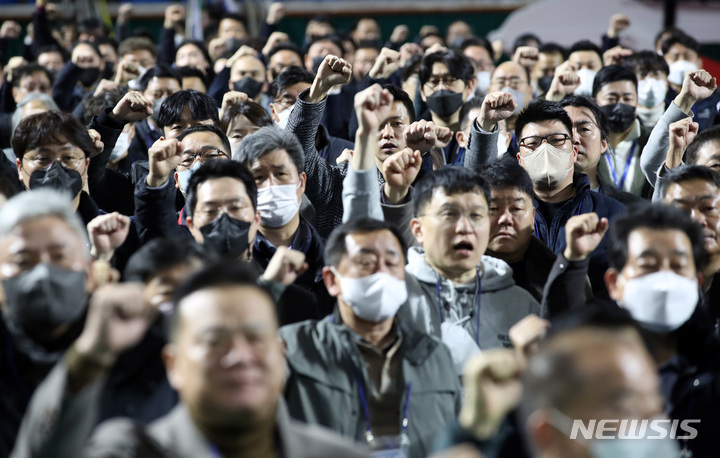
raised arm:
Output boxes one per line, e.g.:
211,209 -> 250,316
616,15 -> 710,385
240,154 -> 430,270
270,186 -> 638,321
465,91 -> 516,170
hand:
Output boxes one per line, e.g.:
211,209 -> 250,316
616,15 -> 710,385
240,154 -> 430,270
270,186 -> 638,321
336,148 -> 354,165
220,90 -> 249,118
261,247 -> 308,286
88,213 -> 131,261
147,137 -> 184,187
399,42 -> 423,67
666,118 -> 699,169
225,44 -> 258,69
478,92 -> 516,132
369,47 -> 401,80
93,79 -> 118,97
72,45 -> 100,69
262,31 -> 290,56
354,83 -> 393,134
423,42 -> 446,56
676,69 -> 718,112
0,21 -> 21,39
607,13 -> 631,38
308,55 -> 352,102
75,283 -> 155,367
563,213 -> 609,261
382,148 -> 422,204
512,46 -> 539,69
602,46 -> 633,67
419,25 -> 440,37
545,69 -> 580,101
117,3 -> 133,24
87,129 -> 104,158
390,25 -> 409,44
113,57 -> 141,86
459,349 -> 523,440
403,120 -> 448,152
266,2 -> 286,25
164,5 -> 185,29
508,314 -> 549,358
112,91 -> 153,123
208,37 -> 228,62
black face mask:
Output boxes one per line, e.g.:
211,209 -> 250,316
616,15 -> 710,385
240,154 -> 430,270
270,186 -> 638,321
101,62 -> 115,80
78,67 -> 101,87
3,263 -> 88,340
29,162 -> 84,197
200,213 -> 252,259
601,102 -> 637,133
537,75 -> 554,93
312,56 -> 325,74
232,77 -> 264,98
425,89 -> 464,118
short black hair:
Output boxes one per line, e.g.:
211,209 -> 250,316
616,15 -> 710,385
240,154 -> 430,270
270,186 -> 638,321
175,65 -> 210,90
137,64 -> 182,92
568,40 -> 602,62
355,40 -> 381,53
624,50 -> 669,77
657,164 -> 720,200
13,111 -> 96,159
383,84 -> 415,124
607,203 -> 707,272
118,36 -> 156,58
157,89 -> 219,129
418,50 -> 475,86
538,42 -> 566,59
220,100 -> 274,134
661,31 -> 701,56
174,40 -> 212,67
220,12 -> 247,26
77,17 -> 108,35
178,124 -> 232,157
82,88 -> 125,125
124,237 -> 215,282
325,218 -> 408,267
170,260 -> 273,341
12,63 -> 54,88
482,159 -> 535,199
459,37 -> 494,62
512,33 -> 541,53
413,167 -> 492,216
269,65 -> 313,99
515,100 -> 573,147
592,64 -> 638,98
186,160 -> 257,216
560,95 -> 610,143
266,43 -> 304,66
458,98 -> 484,131
685,125 -> 720,165
305,35 -> 344,57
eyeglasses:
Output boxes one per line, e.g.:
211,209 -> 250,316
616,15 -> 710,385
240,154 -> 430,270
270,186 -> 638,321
419,206 -> 487,227
23,153 -> 86,171
197,201 -> 253,221
424,76 -> 461,90
519,134 -> 571,150
180,147 -> 229,168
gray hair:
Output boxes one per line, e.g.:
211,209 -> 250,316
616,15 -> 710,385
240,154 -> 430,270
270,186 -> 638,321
11,93 -> 60,137
233,126 -> 305,173
0,189 -> 90,258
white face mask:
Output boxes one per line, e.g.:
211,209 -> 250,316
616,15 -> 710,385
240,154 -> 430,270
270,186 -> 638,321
109,131 -> 131,162
332,268 -> 408,322
496,132 -> 509,157
574,68 -> 597,96
620,270 -> 699,332
176,161 -> 202,193
257,182 -> 301,228
275,104 -> 295,129
668,59 -> 698,86
476,71 -> 491,93
521,142 -> 574,188
637,78 -> 667,108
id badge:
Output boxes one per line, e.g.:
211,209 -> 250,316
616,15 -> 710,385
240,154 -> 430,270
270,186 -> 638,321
368,434 -> 409,458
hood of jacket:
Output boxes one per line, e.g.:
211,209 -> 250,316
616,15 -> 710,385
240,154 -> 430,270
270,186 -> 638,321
405,246 -> 517,293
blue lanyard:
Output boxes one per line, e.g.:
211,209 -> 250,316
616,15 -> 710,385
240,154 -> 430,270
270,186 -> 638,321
605,140 -> 637,189
357,378 -> 412,441
454,147 -> 466,165
435,271 -> 482,345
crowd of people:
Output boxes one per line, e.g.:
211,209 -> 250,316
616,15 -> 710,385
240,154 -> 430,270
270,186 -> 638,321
0,1 -> 719,457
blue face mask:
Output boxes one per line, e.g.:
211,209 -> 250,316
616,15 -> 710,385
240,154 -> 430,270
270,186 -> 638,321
176,161 -> 202,193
